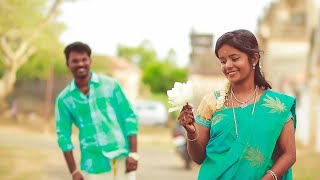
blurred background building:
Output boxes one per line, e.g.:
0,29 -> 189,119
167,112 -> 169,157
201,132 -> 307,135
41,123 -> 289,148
257,0 -> 320,151
188,31 -> 226,108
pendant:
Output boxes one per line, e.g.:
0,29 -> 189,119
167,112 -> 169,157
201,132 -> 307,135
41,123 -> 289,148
240,103 -> 247,108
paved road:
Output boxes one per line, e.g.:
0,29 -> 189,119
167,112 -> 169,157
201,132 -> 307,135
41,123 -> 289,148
0,126 -> 198,180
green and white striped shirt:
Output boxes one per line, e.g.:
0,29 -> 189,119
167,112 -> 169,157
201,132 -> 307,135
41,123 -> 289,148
55,72 -> 138,174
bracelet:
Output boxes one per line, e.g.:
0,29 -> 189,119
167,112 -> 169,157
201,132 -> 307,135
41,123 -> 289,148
128,152 -> 140,161
267,170 -> 277,180
185,127 -> 199,141
71,168 -> 79,176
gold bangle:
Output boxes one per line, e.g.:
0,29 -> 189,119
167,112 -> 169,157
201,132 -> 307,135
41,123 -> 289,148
185,128 -> 199,141
71,168 -> 79,176
267,170 -> 277,180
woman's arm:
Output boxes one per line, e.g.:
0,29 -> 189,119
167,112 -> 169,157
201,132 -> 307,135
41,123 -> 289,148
178,104 -> 210,165
261,118 -> 296,180
186,123 -> 210,164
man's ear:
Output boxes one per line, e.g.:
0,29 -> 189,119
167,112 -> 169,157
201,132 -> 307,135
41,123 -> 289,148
66,60 -> 70,68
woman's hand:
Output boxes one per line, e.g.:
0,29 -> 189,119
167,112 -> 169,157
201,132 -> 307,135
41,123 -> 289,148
178,103 -> 196,133
260,172 -> 273,180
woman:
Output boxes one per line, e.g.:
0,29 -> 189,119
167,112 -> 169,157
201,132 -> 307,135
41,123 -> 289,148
179,29 -> 296,180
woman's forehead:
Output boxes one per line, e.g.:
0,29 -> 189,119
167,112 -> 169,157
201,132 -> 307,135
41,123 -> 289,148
217,45 -> 241,58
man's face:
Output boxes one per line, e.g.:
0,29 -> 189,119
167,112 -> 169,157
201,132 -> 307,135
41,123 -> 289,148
66,51 -> 91,79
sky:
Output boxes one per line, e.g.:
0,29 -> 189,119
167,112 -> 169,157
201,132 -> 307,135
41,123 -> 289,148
58,0 -> 275,67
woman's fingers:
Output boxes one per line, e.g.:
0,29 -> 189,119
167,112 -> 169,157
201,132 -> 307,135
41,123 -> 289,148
185,123 -> 196,133
178,106 -> 196,131
186,103 -> 193,110
178,114 -> 194,125
186,115 -> 194,123
178,109 -> 192,119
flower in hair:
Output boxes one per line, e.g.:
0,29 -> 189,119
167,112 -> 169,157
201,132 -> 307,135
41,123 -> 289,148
216,82 -> 230,110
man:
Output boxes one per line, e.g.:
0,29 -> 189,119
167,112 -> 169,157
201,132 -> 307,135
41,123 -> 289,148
55,42 -> 139,180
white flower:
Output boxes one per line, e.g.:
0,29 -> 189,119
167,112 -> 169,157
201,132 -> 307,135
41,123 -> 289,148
167,81 -> 194,112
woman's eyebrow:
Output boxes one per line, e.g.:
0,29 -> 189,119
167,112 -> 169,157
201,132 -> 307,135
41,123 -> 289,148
228,53 -> 238,57
219,53 -> 238,59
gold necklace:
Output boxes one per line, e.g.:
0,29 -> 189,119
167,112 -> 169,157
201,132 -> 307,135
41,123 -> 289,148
231,89 -> 258,138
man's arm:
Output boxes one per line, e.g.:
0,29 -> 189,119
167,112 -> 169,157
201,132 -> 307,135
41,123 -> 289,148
128,135 -> 138,153
113,81 -> 139,136
126,135 -> 138,172
113,81 -> 139,172
64,151 -> 76,172
56,98 -> 83,179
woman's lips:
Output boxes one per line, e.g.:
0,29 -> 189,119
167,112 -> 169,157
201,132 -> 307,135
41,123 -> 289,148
227,70 -> 238,75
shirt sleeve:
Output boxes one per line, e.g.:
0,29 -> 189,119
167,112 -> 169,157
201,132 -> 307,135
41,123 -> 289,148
55,97 -> 74,152
113,81 -> 138,136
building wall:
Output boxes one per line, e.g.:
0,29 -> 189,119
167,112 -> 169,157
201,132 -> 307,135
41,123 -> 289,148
263,40 -> 309,91
258,0 -> 320,151
188,31 -> 225,109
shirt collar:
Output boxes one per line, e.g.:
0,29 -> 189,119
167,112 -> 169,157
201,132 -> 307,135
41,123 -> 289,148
69,71 -> 100,92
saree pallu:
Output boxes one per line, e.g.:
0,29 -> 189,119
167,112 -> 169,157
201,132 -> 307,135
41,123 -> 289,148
196,90 -> 296,180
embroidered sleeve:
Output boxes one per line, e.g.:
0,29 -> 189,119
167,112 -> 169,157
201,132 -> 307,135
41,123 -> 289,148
281,96 -> 297,130
196,92 -> 217,121
285,111 -> 294,123
195,115 -> 211,128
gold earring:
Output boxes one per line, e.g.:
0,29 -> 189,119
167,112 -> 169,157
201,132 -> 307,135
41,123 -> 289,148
253,65 -> 255,70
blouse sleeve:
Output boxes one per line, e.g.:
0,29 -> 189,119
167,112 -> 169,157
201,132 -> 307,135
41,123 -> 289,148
195,115 -> 211,128
285,111 -> 293,123
284,97 -> 297,131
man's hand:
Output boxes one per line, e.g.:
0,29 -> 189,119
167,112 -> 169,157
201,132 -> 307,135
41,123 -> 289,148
126,156 -> 138,173
72,172 -> 84,180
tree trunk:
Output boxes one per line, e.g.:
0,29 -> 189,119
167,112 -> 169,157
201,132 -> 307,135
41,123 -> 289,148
0,0 -> 63,103
0,61 -> 18,101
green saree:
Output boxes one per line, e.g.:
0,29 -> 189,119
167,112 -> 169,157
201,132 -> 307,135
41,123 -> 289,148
195,90 -> 296,180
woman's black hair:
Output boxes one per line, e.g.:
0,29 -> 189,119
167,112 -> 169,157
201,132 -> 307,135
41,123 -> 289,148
214,29 -> 272,89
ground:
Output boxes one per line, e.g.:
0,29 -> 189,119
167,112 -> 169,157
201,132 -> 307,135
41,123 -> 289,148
0,126 -> 198,180
0,125 -> 319,180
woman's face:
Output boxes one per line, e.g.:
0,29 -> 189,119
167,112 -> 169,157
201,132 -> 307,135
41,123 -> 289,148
217,44 -> 256,84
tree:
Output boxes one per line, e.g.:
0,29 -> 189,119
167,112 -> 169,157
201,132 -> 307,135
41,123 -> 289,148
117,40 -> 157,69
0,0 -> 64,102
142,62 -> 187,94
117,41 -> 187,95
145,48 -> 187,94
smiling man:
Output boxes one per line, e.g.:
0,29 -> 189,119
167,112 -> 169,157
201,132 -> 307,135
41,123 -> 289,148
55,42 -> 139,180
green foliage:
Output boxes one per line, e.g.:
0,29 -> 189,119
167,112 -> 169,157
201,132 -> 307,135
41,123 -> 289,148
0,0 -> 67,80
16,46 -> 66,80
117,41 -> 188,95
0,0 -> 47,37
142,62 -> 187,94
117,40 -> 157,69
